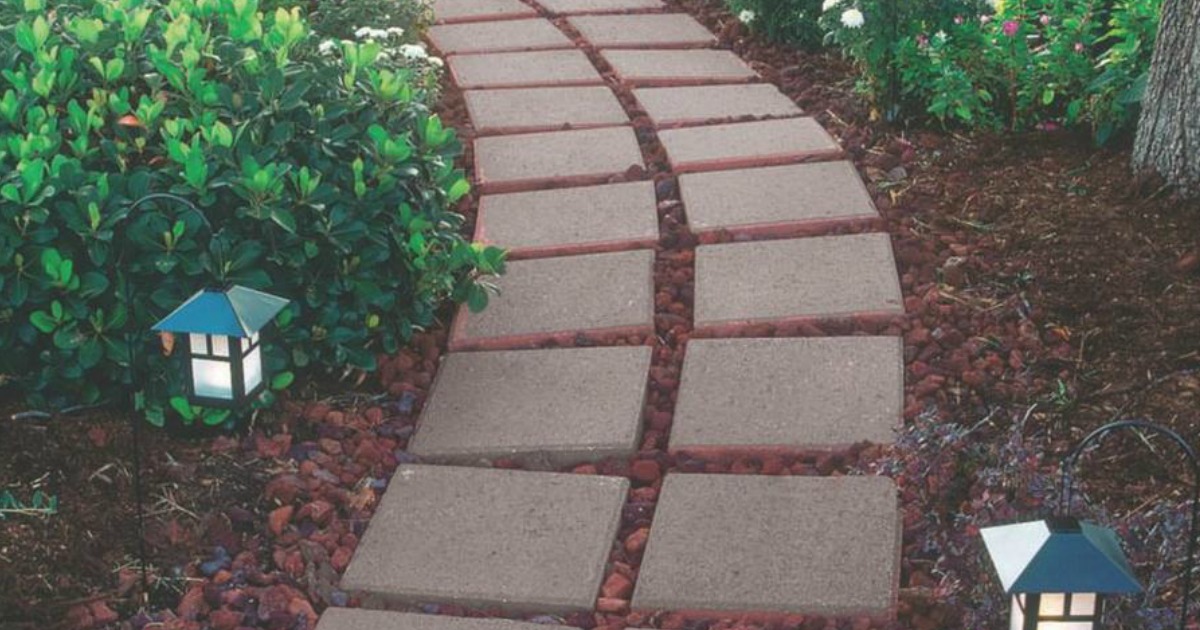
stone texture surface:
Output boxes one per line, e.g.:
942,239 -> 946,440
476,181 -> 659,257
427,19 -> 573,55
670,337 -> 903,451
601,49 -> 757,86
432,0 -> 536,23
568,14 -> 717,48
632,474 -> 899,616
693,234 -> 903,331
315,610 -> 576,630
679,161 -> 879,237
539,0 -> 665,14
465,86 -> 629,134
474,126 -> 644,193
658,118 -> 841,173
341,465 -> 629,613
634,84 -> 801,127
449,50 -> 603,89
410,347 -> 652,467
450,249 -> 655,350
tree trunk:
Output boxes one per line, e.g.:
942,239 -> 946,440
1132,0 -> 1200,197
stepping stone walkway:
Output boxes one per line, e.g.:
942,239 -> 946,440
334,6 -> 907,630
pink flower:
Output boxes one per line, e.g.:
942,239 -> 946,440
954,15 -> 964,24
916,34 -> 929,47
1002,20 -> 1019,36
980,15 -> 992,24
1074,42 -> 1084,53
1039,14 -> 1051,25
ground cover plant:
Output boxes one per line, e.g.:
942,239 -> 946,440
0,0 -> 503,424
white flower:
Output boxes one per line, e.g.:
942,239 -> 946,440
840,8 -> 864,28
318,39 -> 337,55
934,29 -> 947,42
386,26 -> 405,37
738,9 -> 756,24
822,0 -> 840,12
399,43 -> 428,59
427,56 -> 444,68
354,26 -> 390,40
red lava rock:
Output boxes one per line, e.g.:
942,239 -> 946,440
264,475 -> 303,503
601,572 -> 634,599
331,546 -> 354,572
630,459 -> 660,483
303,499 -> 336,526
661,613 -> 687,630
177,585 -> 209,619
65,605 -> 93,630
1175,249 -> 1200,273
596,597 -> 629,614
573,464 -> 598,475
268,506 -> 293,537
288,598 -> 319,626
624,527 -> 650,554
89,601 -> 118,625
304,403 -> 331,422
209,608 -> 242,630
87,426 -> 108,448
365,406 -> 384,425
318,437 -> 343,455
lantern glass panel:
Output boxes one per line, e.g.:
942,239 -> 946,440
1036,623 -> 1092,630
211,335 -> 230,357
192,358 -> 234,399
1070,593 -> 1096,615
1040,594 -> 1066,615
1011,595 -> 1026,630
189,333 -> 207,354
243,346 -> 262,393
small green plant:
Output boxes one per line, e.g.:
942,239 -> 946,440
725,0 -> 825,50
0,490 -> 59,518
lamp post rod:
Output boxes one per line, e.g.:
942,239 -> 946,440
1058,419 -> 1200,630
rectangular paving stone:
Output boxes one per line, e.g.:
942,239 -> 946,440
427,19 -> 573,55
342,465 -> 629,613
634,84 -> 801,127
602,49 -> 757,86
316,610 -> 580,630
658,118 -> 841,173
474,126 -> 644,193
449,50 -> 604,89
449,249 -> 655,351
540,0 -> 665,14
465,86 -> 629,135
410,346 -> 651,467
671,337 -> 902,453
476,181 -> 659,258
693,233 -> 903,334
569,14 -> 717,48
432,0 -> 536,24
632,474 -> 899,617
679,161 -> 879,239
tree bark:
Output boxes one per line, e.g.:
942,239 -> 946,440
1132,0 -> 1200,197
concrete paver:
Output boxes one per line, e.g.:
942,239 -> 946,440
449,50 -> 603,89
474,126 -> 644,193
633,84 -> 801,127
476,181 -> 659,257
670,337 -> 903,452
465,86 -> 629,134
601,49 -> 757,86
316,610 -> 578,630
658,118 -> 841,173
432,0 -> 536,24
631,474 -> 899,616
410,346 -> 652,467
427,19 -> 573,55
342,465 -> 628,613
540,0 -> 665,14
569,14 -> 717,48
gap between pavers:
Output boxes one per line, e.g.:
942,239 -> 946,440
475,181 -> 659,258
432,0 -> 536,24
465,86 -> 630,135
568,14 -> 717,48
427,19 -> 574,55
657,118 -> 842,173
601,49 -> 757,86
448,50 -> 604,89
631,474 -> 900,618
409,346 -> 651,468
341,465 -> 629,614
538,0 -> 665,15
315,610 -> 581,630
679,161 -> 880,240
692,233 -> 904,335
473,126 -> 644,194
669,337 -> 902,454
633,84 -> 802,128
449,249 -> 655,351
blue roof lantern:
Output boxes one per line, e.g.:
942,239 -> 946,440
981,517 -> 1142,595
153,285 -> 290,338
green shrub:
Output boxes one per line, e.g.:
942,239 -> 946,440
0,0 -> 504,421
725,0 -> 824,50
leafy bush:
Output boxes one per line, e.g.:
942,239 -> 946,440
0,0 -> 504,422
725,0 -> 824,50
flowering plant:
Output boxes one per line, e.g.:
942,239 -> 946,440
725,0 -> 825,50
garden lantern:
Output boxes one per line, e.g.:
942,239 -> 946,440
981,516 -> 1141,630
152,284 -> 289,408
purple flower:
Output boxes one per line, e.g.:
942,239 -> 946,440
1002,20 -> 1019,36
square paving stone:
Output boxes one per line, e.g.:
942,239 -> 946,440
465,86 -> 629,134
341,465 -> 629,613
410,346 -> 652,467
428,19 -> 573,55
449,50 -> 604,89
658,118 -> 841,173
634,84 -> 801,127
569,14 -> 716,48
474,126 -> 644,193
316,610 -> 580,630
679,162 -> 878,238
540,0 -> 665,14
476,181 -> 659,258
693,234 -> 903,333
602,49 -> 757,86
449,249 -> 655,351
632,474 -> 899,616
432,0 -> 536,24
671,337 -> 902,453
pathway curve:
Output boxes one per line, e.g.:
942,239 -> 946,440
323,1 -> 905,628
